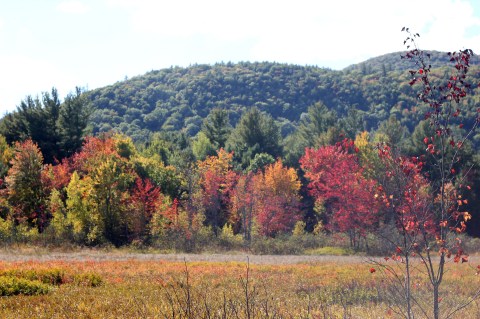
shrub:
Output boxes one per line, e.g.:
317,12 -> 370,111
218,224 -> 244,250
0,217 -> 14,244
250,233 -> 326,254
305,246 -> 355,256
292,221 -> 306,236
0,268 -> 66,285
73,272 -> 103,287
12,224 -> 40,243
0,276 -> 50,296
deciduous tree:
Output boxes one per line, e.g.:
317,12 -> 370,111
253,160 -> 301,237
372,29 -> 480,319
5,140 -> 47,231
300,141 -> 380,248
197,149 -> 237,234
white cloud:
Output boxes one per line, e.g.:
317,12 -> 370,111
106,0 -> 480,68
56,0 -> 90,14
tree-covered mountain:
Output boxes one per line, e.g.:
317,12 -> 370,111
85,52 -> 480,145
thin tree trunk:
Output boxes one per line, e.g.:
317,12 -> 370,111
405,254 -> 413,319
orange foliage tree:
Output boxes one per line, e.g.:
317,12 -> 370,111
232,160 -> 301,238
5,140 -> 47,231
197,149 -> 237,234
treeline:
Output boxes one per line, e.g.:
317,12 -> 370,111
0,99 -> 479,249
0,51 -> 479,249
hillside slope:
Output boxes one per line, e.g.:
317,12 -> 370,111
85,53 -> 480,143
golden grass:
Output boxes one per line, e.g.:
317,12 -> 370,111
0,253 -> 478,318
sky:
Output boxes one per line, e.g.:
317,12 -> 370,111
0,0 -> 479,115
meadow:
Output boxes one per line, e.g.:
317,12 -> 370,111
0,251 -> 478,318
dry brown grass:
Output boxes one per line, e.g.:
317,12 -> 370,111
0,249 -> 478,318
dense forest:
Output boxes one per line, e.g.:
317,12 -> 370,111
0,50 -> 478,250
85,52 -> 480,145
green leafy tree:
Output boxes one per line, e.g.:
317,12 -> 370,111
90,158 -> 133,246
192,131 -> 216,160
142,132 -> 173,165
47,188 -> 70,242
131,155 -> 182,199
247,153 -> 275,173
65,172 -> 102,244
0,135 -> 13,178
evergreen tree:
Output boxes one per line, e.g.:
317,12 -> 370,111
376,115 -> 408,151
226,108 -> 282,170
0,87 -> 88,164
0,89 -> 62,163
0,135 -> 13,178
39,89 -> 61,163
298,102 -> 337,144
284,102 -> 337,166
339,107 -> 366,139
202,108 -> 231,149
57,87 -> 92,158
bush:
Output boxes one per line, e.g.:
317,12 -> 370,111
0,268 -> 104,288
305,246 -> 355,256
0,217 -> 14,244
73,272 -> 103,287
12,224 -> 40,243
0,268 -> 66,285
218,224 -> 244,250
250,233 -> 326,254
0,276 -> 50,296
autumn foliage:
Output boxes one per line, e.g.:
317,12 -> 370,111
251,160 -> 301,237
300,141 -> 379,247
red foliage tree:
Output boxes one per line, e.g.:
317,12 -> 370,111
70,135 -> 120,176
371,29 -> 479,319
128,177 -> 162,242
300,142 -> 380,248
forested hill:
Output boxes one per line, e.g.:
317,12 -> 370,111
343,50 -> 478,73
86,52 -> 480,143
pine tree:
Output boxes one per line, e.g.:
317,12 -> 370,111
226,108 -> 282,169
202,108 -> 231,149
57,87 -> 91,158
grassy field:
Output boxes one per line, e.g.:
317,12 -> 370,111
0,250 -> 479,318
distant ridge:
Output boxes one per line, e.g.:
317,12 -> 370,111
84,53 -> 480,143
344,50 -> 480,73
